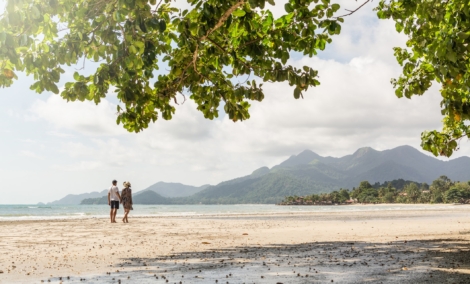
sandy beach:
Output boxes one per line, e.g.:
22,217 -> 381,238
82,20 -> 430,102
2,206 -> 470,283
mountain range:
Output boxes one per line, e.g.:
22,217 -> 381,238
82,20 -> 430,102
171,145 -> 470,204
47,190 -> 108,205
66,145 -> 470,205
47,182 -> 208,205
273,145 -> 470,186
142,182 -> 210,197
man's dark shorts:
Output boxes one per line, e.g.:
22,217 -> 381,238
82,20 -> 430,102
110,201 -> 119,209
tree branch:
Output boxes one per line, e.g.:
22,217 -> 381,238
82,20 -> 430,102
189,0 -> 246,77
192,44 -> 201,75
335,0 -> 370,18
206,37 -> 227,54
155,0 -> 164,11
205,36 -> 255,77
118,24 -> 127,49
201,0 -> 246,41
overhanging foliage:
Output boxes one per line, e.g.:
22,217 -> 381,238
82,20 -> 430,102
0,0 -> 341,131
1,0 -> 470,157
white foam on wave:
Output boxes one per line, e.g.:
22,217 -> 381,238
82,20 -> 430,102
0,214 -> 109,221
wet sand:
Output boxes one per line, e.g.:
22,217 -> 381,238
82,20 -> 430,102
2,206 -> 470,283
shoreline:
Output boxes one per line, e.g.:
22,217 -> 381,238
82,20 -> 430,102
0,203 -> 467,222
2,208 -> 470,283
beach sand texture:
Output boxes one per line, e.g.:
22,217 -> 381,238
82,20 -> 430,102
2,206 -> 470,283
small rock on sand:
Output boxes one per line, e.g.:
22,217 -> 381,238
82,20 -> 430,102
0,270 -> 3,273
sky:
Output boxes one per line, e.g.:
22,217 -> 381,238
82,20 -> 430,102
1,0 -> 468,204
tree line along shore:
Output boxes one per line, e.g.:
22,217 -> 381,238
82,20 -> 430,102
278,176 -> 470,205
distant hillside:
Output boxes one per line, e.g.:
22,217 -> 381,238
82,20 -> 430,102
270,145 -> 470,186
81,190 -> 172,205
79,145 -> 470,205
170,146 -> 470,204
48,190 -> 107,205
67,182 -> 206,205
133,191 -> 171,204
183,167 -> 339,204
81,196 -> 108,205
137,182 -> 209,198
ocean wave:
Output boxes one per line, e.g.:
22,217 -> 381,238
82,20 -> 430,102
0,204 -> 463,221
0,214 -> 108,221
6,206 -> 52,209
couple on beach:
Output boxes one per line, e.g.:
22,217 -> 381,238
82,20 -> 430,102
108,180 -> 133,223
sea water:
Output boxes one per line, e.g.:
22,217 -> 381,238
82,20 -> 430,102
0,204 -> 462,221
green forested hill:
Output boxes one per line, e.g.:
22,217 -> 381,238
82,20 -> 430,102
137,182 -> 209,198
132,191 -> 171,204
174,146 -> 470,204
81,146 -> 470,205
81,196 -> 108,205
80,190 -> 172,205
48,190 -> 108,205
182,172 -> 338,204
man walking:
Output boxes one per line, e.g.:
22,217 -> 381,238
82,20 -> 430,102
108,180 -> 121,223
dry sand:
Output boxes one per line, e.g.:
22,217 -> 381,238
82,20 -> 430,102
2,206 -> 470,283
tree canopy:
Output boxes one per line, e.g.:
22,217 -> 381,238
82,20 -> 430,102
376,0 -> 470,157
0,0 -> 342,132
279,177 -> 470,205
1,0 -> 469,156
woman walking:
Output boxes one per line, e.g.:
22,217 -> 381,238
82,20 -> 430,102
120,181 -> 133,223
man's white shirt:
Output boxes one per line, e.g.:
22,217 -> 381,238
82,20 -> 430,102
109,186 -> 119,201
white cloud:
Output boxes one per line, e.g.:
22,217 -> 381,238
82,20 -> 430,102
19,139 -> 37,144
57,138 -> 141,169
52,160 -> 103,171
60,141 -> 93,158
20,150 -> 43,159
29,95 -> 126,136
47,131 -> 75,138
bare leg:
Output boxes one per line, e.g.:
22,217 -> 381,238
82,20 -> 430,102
110,208 -> 113,223
113,209 -> 117,223
123,209 -> 129,223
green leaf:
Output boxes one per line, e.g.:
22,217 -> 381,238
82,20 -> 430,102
446,52 -> 457,63
31,6 -> 41,19
232,9 -> 246,17
293,87 -> 301,99
50,83 -> 59,94
158,20 -> 167,32
189,22 -> 198,36
395,22 -> 403,32
285,3 -> 293,12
